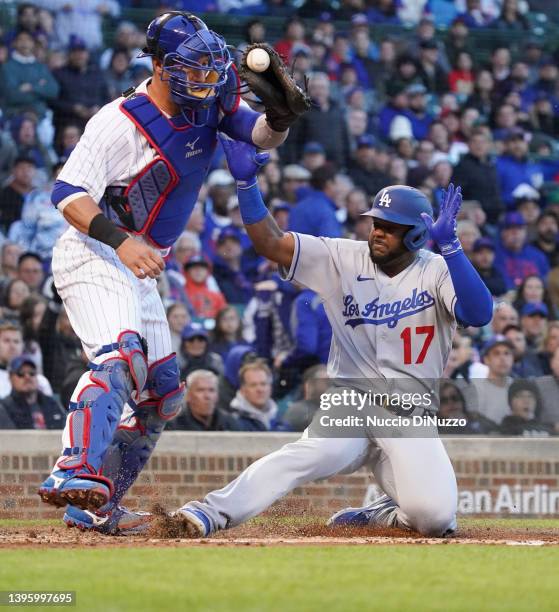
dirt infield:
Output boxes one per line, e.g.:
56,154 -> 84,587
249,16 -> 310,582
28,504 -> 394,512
1,516 -> 558,548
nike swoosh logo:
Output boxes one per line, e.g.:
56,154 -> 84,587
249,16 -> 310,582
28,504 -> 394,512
356,274 -> 375,282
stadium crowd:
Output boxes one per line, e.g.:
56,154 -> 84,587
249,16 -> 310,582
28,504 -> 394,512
0,0 -> 558,436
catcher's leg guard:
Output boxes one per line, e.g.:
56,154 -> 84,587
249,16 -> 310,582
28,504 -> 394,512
100,354 -> 184,510
38,331 -> 148,511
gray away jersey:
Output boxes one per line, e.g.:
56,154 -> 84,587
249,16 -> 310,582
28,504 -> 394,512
282,233 -> 457,385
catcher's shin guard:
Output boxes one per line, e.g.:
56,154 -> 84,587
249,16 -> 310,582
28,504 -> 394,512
38,331 -> 147,510
100,354 -> 184,508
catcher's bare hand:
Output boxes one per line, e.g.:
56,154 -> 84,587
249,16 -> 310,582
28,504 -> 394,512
116,238 -> 165,279
239,43 -> 311,132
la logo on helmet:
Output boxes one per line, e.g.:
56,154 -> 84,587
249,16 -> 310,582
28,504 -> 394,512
378,190 -> 392,207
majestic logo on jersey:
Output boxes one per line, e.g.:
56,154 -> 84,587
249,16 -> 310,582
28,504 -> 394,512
378,189 -> 392,207
342,288 -> 435,329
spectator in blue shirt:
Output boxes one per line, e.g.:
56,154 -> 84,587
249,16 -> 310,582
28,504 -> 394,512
404,83 -> 435,140
212,227 -> 254,305
288,164 -> 342,238
280,288 -> 332,370
377,82 -> 410,140
494,212 -> 550,289
457,0 -> 493,28
495,129 -> 544,208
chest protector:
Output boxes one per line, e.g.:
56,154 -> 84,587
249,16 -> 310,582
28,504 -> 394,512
100,93 -> 220,249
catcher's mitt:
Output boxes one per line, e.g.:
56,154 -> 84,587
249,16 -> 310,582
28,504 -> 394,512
239,43 -> 311,132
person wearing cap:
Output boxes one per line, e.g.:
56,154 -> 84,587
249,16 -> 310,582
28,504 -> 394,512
404,83 -> 434,140
0,156 -> 36,234
470,237 -> 507,297
378,81 -> 410,140
452,128 -> 503,224
348,136 -> 391,197
417,39 -> 448,96
288,164 -> 342,239
0,356 -> 65,430
282,71 -> 350,169
472,335 -> 515,425
301,142 -> 326,173
500,380 -> 552,437
200,170 -> 236,258
494,212 -> 550,290
212,227 -> 254,305
280,164 -> 311,204
184,254 -> 227,320
495,128 -> 544,208
514,193 -> 541,240
51,34 -> 110,132
179,324 -> 223,380
0,30 -> 59,120
519,302 -> 549,351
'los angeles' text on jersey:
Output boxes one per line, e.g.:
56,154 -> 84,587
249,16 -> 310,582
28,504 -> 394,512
342,289 -> 436,329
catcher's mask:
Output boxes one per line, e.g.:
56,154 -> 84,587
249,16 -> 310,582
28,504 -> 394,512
140,11 -> 232,126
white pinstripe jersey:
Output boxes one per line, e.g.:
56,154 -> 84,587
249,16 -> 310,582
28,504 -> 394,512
56,79 -> 156,208
282,233 -> 457,382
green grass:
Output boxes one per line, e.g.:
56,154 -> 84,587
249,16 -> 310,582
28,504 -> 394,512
1,546 -> 558,612
1,518 -> 558,611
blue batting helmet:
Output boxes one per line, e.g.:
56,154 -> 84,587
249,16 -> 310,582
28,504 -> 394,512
140,12 -> 232,115
362,185 -> 433,251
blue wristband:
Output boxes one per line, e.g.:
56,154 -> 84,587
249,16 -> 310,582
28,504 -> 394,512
237,179 -> 269,225
438,238 -> 462,258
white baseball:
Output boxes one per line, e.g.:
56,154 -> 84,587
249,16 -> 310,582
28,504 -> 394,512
246,48 -> 270,72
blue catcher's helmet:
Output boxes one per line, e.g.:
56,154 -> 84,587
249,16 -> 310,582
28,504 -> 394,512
362,185 -> 433,251
140,12 -> 232,117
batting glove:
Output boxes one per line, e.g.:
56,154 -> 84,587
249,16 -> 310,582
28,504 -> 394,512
420,183 -> 463,257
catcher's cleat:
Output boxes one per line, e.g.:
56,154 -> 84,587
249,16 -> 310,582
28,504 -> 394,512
38,470 -> 111,511
64,505 -> 152,536
327,494 -> 398,528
